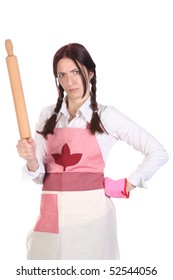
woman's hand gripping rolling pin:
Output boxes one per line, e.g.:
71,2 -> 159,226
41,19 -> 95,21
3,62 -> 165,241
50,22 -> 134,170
16,138 -> 38,172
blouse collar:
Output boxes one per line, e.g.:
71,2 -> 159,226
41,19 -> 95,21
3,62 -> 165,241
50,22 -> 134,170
60,96 -> 93,123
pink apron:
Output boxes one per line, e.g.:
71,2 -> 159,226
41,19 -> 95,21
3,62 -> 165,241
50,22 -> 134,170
26,126 -> 120,259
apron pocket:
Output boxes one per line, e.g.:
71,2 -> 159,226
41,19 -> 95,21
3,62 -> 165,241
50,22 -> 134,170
34,193 -> 59,233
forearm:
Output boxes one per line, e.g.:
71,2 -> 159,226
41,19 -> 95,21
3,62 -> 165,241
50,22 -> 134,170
26,158 -> 39,172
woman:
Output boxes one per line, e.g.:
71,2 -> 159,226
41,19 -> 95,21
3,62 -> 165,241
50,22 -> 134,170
17,43 -> 168,260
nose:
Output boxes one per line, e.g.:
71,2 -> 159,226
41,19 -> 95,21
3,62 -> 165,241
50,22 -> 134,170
66,73 -> 74,86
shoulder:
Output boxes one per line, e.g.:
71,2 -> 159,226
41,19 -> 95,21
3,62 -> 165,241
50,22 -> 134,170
38,104 -> 55,118
36,104 -> 55,130
98,103 -> 135,135
98,103 -> 127,120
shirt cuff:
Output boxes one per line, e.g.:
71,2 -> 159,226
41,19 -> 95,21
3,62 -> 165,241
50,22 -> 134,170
127,170 -> 147,188
22,162 -> 45,180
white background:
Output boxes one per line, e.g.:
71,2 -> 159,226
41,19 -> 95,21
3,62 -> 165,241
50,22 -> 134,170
0,0 -> 172,278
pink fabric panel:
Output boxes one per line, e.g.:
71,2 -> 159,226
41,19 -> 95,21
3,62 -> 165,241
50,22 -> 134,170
43,172 -> 104,191
34,194 -> 59,233
104,177 -> 129,198
46,128 -> 105,173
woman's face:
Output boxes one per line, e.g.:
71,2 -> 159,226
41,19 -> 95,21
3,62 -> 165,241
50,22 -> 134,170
57,57 -> 91,102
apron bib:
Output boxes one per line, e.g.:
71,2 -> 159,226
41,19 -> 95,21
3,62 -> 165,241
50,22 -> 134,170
26,126 -> 120,260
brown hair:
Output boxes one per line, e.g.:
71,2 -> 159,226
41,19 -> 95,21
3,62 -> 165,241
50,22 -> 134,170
38,43 -> 106,138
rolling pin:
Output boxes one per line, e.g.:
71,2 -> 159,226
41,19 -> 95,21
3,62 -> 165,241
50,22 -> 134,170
5,39 -> 31,139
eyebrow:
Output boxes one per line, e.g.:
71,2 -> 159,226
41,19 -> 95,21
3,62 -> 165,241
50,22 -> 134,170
57,68 -> 79,75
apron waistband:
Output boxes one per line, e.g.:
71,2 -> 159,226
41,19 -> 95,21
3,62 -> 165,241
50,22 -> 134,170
43,172 -> 104,191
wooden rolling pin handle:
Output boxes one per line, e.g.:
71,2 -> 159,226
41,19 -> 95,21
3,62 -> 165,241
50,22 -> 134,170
5,39 -> 14,56
5,39 -> 31,139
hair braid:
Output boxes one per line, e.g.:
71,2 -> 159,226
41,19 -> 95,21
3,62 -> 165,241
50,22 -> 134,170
90,76 -> 107,134
37,79 -> 64,139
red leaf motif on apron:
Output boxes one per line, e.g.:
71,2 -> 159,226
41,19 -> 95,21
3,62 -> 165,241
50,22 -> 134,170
51,143 -> 82,171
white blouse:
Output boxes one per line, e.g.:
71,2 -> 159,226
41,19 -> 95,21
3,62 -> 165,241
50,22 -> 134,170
23,97 -> 168,188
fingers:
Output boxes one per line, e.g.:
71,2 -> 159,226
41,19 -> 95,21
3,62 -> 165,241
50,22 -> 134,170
16,137 -> 36,161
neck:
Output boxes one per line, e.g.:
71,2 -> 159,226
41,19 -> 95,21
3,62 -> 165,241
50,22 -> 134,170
67,95 -> 89,118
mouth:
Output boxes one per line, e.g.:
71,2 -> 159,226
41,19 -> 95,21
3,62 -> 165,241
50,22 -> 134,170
68,88 -> 78,93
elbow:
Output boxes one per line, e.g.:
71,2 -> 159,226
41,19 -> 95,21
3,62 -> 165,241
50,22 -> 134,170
160,149 -> 169,166
163,152 -> 169,164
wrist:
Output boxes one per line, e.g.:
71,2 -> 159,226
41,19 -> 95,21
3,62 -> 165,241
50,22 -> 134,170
26,158 -> 39,172
126,181 -> 135,192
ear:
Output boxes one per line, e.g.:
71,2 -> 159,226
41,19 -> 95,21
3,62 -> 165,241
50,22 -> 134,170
89,72 -> 94,80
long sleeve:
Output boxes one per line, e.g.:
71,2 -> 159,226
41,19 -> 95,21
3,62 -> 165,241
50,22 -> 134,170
100,105 -> 169,188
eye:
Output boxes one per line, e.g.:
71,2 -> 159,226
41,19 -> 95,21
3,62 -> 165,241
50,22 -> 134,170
72,69 -> 80,75
57,72 -> 65,79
